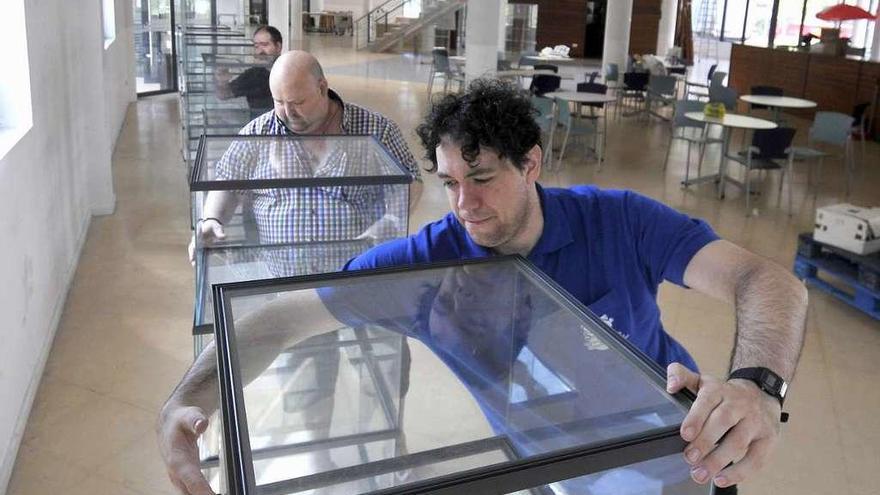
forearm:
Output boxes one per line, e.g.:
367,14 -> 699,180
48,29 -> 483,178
409,180 -> 423,211
730,258 -> 808,381
201,190 -> 240,224
161,291 -> 344,418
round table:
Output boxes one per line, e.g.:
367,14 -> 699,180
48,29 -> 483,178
495,69 -> 574,78
683,112 -> 777,197
543,92 -> 618,168
739,95 -> 817,122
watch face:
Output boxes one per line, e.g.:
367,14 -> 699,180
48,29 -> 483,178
765,374 -> 778,387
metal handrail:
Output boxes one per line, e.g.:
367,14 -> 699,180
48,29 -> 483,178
355,0 -> 424,50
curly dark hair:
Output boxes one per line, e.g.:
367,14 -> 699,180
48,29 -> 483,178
416,78 -> 542,172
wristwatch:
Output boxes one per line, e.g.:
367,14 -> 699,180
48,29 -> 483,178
728,367 -> 788,406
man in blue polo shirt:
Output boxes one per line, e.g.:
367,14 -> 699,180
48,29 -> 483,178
159,79 -> 807,495
337,79 -> 807,493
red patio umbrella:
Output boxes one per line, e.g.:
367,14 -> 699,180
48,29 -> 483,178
816,4 -> 877,22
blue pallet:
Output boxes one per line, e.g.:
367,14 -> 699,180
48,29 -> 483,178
794,254 -> 880,320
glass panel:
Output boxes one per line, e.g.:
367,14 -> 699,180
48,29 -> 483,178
844,0 -> 877,51
194,135 -> 412,184
194,241 -> 376,333
216,258 -> 693,494
504,4 -> 538,55
134,0 -> 175,93
722,0 -> 747,41
506,453 -> 710,495
743,0 -> 775,47
774,0 -> 808,48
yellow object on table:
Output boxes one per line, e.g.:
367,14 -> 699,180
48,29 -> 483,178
704,102 -> 726,119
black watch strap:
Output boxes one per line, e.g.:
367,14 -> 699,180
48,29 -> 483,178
729,367 -> 790,422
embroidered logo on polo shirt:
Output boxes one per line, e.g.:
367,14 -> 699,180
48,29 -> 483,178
600,314 -> 630,340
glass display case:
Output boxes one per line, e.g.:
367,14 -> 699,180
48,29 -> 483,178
189,132 -> 413,341
177,41 -> 273,168
208,256 -> 710,494
193,240 -> 373,336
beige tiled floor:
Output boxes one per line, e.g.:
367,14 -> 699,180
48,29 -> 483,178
8,36 -> 880,494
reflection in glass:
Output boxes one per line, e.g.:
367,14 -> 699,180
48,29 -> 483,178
213,258 -> 706,494
134,0 -> 175,93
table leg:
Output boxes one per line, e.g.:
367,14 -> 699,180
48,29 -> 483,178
718,127 -> 731,199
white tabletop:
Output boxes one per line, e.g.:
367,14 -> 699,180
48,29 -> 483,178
739,95 -> 817,109
495,69 -> 575,79
543,91 -> 617,104
523,54 -> 575,63
684,112 -> 778,130
448,55 -> 466,63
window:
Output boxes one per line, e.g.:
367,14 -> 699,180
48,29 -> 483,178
0,0 -> 33,159
774,0 -> 808,47
743,0 -> 775,47
103,0 -> 116,48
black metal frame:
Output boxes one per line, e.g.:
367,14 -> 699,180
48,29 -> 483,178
200,326 -> 406,471
190,134 -> 415,191
193,239 -> 375,335
211,255 -> 697,495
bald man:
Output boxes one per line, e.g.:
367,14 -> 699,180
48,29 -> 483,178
191,51 -> 424,267
170,52 -> 421,495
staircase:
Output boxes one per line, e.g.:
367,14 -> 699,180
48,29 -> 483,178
354,0 -> 465,53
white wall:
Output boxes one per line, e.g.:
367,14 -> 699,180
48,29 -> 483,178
0,0 -> 135,491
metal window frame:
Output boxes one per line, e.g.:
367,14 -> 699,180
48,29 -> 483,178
190,134 -> 415,191
212,255 -> 698,495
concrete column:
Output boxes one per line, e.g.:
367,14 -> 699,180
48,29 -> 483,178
290,0 -> 303,46
870,17 -> 880,62
267,0 -> 290,51
498,0 -> 508,55
602,0 -> 633,74
465,0 -> 502,81
656,0 -> 678,57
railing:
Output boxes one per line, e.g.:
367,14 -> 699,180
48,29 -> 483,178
354,0 -> 450,50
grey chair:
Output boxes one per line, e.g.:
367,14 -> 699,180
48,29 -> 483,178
604,63 -> 622,106
663,100 -> 724,184
576,82 -> 610,166
531,95 -> 556,164
554,97 -> 599,169
685,63 -> 717,99
645,75 -> 678,120
688,70 -> 726,100
427,48 -> 464,100
788,111 -> 856,198
732,127 -> 797,214
709,84 -> 738,111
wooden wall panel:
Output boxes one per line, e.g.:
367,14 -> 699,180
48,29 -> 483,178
803,55 -> 861,114
729,45 -> 773,94
629,0 -> 661,55
766,49 -> 810,98
730,44 -> 880,134
510,0 -> 588,58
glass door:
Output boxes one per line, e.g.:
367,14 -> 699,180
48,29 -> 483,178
134,0 -> 177,95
